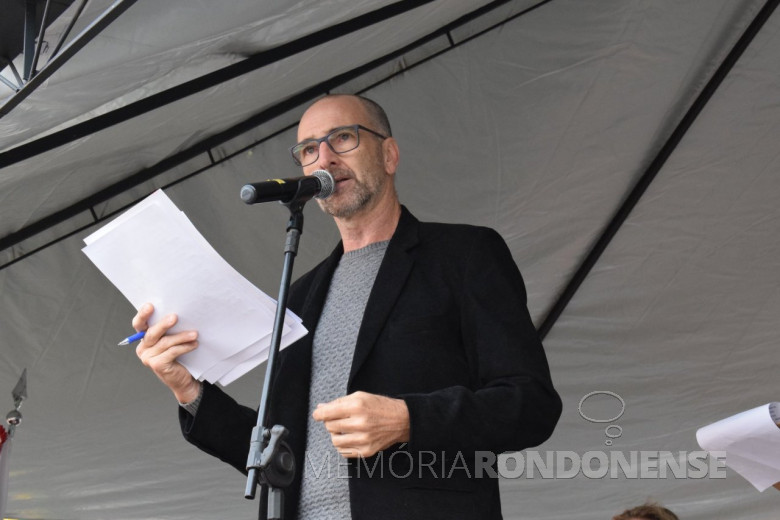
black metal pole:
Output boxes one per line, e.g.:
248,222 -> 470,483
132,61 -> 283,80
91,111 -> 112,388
244,202 -> 305,519
30,0 -> 53,78
22,0 -> 36,81
47,0 -> 89,64
1,0 -> 140,116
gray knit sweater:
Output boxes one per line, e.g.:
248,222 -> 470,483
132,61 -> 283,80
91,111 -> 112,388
297,240 -> 389,519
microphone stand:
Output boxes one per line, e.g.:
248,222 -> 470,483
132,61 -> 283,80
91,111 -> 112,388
244,197 -> 308,520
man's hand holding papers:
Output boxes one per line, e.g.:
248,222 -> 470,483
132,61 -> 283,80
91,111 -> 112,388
82,189 -> 308,387
133,304 -> 201,404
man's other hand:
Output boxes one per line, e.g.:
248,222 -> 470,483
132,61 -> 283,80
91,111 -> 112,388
312,391 -> 410,458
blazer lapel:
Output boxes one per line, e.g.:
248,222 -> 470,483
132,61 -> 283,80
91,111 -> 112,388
300,243 -> 343,332
348,207 -> 420,389
275,243 -> 341,414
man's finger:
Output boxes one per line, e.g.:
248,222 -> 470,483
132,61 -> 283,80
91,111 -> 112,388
139,338 -> 199,360
137,329 -> 197,357
330,431 -> 368,448
137,339 -> 199,372
131,303 -> 155,331
322,417 -> 359,434
313,392 -> 369,420
152,340 -> 199,362
312,400 -> 352,422
141,313 -> 178,347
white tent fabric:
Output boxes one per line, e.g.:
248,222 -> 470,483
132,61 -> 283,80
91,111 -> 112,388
1,0 -> 779,518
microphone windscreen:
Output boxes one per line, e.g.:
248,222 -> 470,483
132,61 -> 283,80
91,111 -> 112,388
239,184 -> 257,203
311,170 -> 334,199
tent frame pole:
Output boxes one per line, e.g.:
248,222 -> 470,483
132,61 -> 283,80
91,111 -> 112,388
0,0 -> 140,117
22,0 -> 37,81
47,0 -> 89,65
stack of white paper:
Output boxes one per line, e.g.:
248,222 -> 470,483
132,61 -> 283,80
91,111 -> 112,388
82,190 -> 307,386
696,402 -> 780,491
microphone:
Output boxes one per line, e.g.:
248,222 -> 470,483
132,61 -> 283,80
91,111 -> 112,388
240,170 -> 334,204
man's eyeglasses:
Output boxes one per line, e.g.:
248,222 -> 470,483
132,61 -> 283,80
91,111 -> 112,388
290,124 -> 387,167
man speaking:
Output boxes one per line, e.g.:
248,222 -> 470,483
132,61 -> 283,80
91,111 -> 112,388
132,94 -> 561,519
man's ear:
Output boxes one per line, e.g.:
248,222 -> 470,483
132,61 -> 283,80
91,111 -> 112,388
383,137 -> 400,175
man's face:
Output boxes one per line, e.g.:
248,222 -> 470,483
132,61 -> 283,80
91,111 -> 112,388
296,97 -> 391,219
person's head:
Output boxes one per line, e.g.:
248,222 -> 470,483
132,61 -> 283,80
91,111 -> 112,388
293,94 -> 400,219
612,502 -> 678,520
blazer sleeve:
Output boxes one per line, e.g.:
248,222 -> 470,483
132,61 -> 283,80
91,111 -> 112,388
400,228 -> 561,455
179,381 -> 257,475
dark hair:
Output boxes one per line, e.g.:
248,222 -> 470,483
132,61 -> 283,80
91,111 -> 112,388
355,95 -> 392,137
612,502 -> 679,520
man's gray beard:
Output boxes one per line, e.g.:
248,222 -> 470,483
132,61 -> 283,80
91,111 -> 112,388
316,170 -> 376,219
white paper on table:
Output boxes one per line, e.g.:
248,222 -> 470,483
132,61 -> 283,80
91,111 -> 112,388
696,402 -> 780,491
82,190 -> 307,385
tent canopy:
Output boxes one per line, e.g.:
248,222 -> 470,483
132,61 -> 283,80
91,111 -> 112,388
1,0 -> 779,518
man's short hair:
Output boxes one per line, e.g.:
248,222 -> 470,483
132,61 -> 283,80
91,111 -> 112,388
612,502 -> 679,520
356,95 -> 392,137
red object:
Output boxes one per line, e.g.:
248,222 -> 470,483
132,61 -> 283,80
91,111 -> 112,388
0,425 -> 7,453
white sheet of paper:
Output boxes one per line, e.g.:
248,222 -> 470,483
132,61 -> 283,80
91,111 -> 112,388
82,190 -> 307,385
696,402 -> 780,491
205,307 -> 309,386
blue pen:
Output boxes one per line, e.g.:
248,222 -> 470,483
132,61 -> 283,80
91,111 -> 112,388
117,330 -> 146,346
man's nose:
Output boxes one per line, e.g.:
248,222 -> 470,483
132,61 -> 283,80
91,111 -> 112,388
317,140 -> 338,168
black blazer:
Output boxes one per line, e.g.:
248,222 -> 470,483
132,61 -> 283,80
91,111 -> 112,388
181,207 -> 561,519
